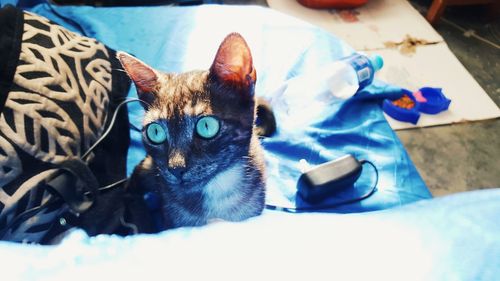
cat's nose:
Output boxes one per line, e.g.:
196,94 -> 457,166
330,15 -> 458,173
168,150 -> 186,179
169,167 -> 186,179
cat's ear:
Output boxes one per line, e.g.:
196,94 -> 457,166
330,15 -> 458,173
117,52 -> 159,106
209,33 -> 256,92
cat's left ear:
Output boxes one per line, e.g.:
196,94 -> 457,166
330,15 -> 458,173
117,51 -> 159,107
209,33 -> 256,93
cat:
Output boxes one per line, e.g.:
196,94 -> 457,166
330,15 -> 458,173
117,33 -> 267,232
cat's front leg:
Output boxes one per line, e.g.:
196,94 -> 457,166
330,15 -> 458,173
123,165 -> 161,234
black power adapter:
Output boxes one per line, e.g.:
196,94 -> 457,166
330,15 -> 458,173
297,154 -> 363,203
265,154 -> 378,212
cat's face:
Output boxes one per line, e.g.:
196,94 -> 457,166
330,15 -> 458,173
118,33 -> 257,186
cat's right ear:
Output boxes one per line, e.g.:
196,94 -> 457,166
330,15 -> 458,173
117,52 -> 158,107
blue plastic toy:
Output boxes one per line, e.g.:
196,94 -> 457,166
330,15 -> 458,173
383,87 -> 451,124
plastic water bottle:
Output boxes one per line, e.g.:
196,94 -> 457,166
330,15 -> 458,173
270,53 -> 384,130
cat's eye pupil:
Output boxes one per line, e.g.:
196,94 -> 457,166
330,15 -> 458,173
196,116 -> 220,139
146,122 -> 167,144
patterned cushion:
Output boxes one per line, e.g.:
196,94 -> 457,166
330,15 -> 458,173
0,5 -> 130,243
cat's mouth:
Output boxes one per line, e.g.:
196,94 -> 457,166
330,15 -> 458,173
155,165 -> 182,185
158,167 -> 202,185
160,170 -> 183,185
158,164 -> 219,186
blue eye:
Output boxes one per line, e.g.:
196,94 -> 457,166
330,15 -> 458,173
146,122 -> 167,144
196,116 -> 220,139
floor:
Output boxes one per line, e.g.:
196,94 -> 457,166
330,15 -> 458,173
402,0 -> 500,196
220,0 -> 500,196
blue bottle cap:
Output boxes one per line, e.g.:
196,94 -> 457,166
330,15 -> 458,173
369,55 -> 384,72
382,89 -> 420,124
416,87 -> 451,114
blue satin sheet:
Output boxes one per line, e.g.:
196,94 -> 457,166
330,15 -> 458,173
29,4 -> 431,212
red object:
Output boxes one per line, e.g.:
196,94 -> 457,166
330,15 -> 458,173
298,0 -> 369,9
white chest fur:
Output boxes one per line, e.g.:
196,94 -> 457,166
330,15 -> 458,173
203,163 -> 245,219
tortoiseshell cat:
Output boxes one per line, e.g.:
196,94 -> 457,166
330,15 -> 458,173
117,33 -> 266,232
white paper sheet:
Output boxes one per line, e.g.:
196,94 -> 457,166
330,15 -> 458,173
267,0 -> 500,129
267,0 -> 443,50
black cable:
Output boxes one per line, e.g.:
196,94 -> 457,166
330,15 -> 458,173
85,178 -> 128,196
81,98 -> 146,192
129,122 -> 142,132
81,98 -> 146,193
82,98 -> 143,160
265,159 -> 379,213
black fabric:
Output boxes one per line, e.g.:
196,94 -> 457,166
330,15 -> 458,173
0,5 -> 23,113
44,159 -> 99,214
0,7 -> 131,244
